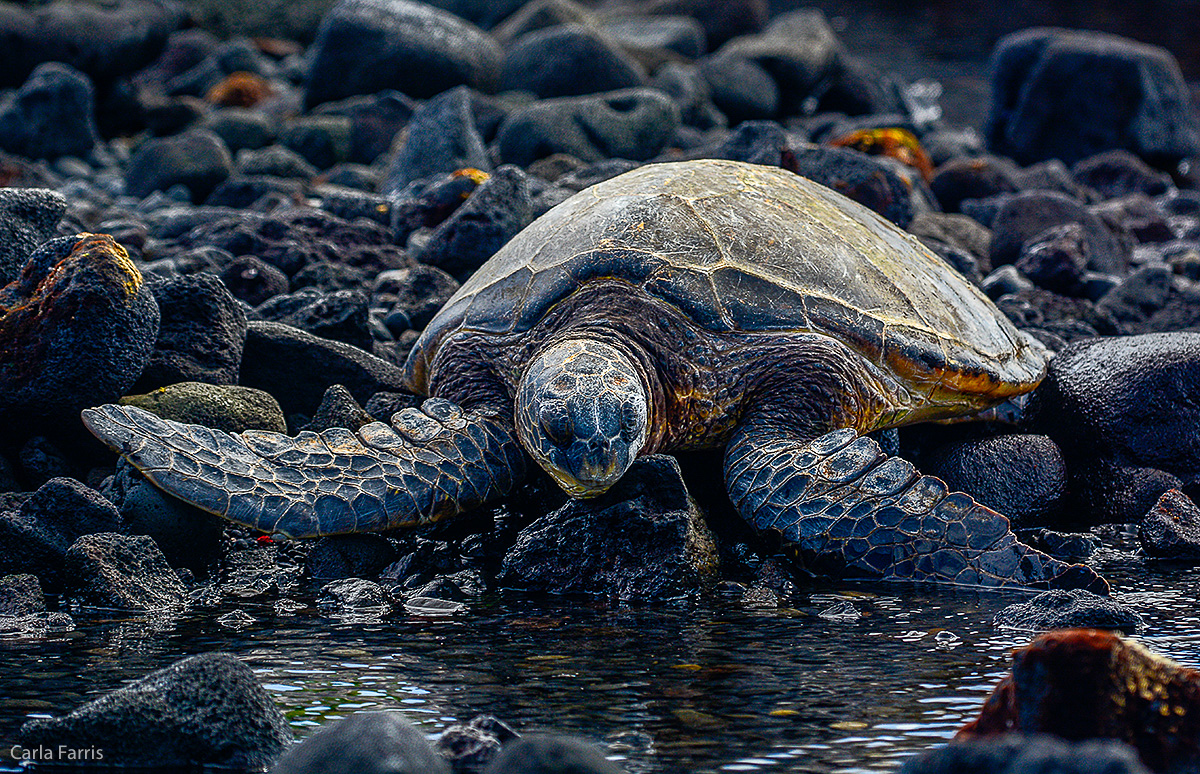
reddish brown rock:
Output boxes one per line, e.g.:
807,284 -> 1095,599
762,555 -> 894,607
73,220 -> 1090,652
959,629 -> 1200,772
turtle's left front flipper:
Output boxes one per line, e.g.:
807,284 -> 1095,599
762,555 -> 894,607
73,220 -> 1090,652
724,426 -> 1108,593
81,401 -> 526,538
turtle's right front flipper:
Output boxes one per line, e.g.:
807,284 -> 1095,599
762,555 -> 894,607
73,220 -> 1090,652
81,400 -> 527,538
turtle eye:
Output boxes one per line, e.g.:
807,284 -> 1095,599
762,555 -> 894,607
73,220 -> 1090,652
539,406 -> 572,446
619,401 -> 641,442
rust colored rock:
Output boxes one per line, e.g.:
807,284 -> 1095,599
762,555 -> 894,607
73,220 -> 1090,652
959,629 -> 1200,772
206,71 -> 274,107
0,233 -> 159,433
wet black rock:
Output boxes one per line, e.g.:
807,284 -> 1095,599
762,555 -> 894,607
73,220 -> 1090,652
926,434 -> 1066,530
305,0 -> 502,110
0,186 -> 66,286
102,460 -> 225,576
384,86 -> 493,195
240,320 -> 408,416
134,273 -> 248,391
0,472 -> 123,588
19,652 -> 292,769
1138,489 -> 1200,560
496,88 -> 679,166
63,532 -> 186,611
206,176 -> 307,210
219,255 -> 291,307
898,733 -> 1149,774
1096,265 -> 1174,328
993,589 -> 1144,634
221,543 -> 303,599
1014,223 -> 1089,296
1023,332 -> 1200,525
691,119 -> 787,166
205,107 -> 277,154
784,143 -> 925,228
500,455 -> 717,600
256,287 -> 373,351
0,234 -> 159,434
414,165 -> 534,282
482,735 -> 623,774
0,0 -> 187,89
0,573 -> 44,616
1073,149 -> 1172,200
438,714 -> 518,773
313,90 -> 416,166
280,115 -> 352,171
308,534 -> 399,580
271,711 -> 448,774
0,62 -> 98,160
502,24 -> 644,99
1033,530 -> 1099,561
989,191 -> 1128,274
125,129 -> 234,203
317,578 -> 392,616
119,382 -> 287,434
987,28 -> 1200,167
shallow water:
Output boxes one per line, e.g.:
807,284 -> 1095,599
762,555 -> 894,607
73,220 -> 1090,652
2,531 -> 1197,773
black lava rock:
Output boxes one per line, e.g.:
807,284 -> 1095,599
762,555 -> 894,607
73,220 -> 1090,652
649,62 -> 725,131
898,733 -> 1149,774
929,155 -> 1021,214
15,436 -> 76,489
1138,489 -> 1200,560
279,115 -> 352,171
501,24 -> 644,99
482,735 -> 623,774
317,578 -> 392,617
0,234 -> 160,435
0,0 -> 187,89
986,28 -> 1200,167
271,711 -> 448,774
0,477 -> 123,590
1033,529 -> 1099,561
219,255 -> 291,307
307,534 -> 399,580
313,90 -> 416,166
0,62 -> 98,160
436,715 -> 517,774
784,143 -> 926,228
101,459 -> 225,575
926,434 -> 1066,530
1073,149 -> 1172,200
206,176 -> 307,210
414,165 -> 534,282
0,573 -> 45,616
18,652 -> 292,769
988,191 -> 1128,274
699,52 -> 779,124
205,107 -> 277,154
1023,332 -> 1200,525
64,532 -> 187,611
1014,223 -> 1089,296
305,0 -> 502,110
134,273 -> 248,391
256,287 -> 373,351
603,15 -> 707,61
125,129 -> 234,203
1096,265 -> 1174,328
993,589 -> 1144,634
383,86 -> 492,196
240,320 -> 408,416
374,264 -> 460,333
635,0 -> 767,50
0,186 -> 66,286
236,145 -> 320,180
496,88 -> 680,166
500,455 -> 717,600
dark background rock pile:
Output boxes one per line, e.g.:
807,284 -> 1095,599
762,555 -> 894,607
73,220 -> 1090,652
1,0 -> 1199,772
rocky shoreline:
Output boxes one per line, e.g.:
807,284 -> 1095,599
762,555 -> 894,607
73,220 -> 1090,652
1,0 -> 1200,771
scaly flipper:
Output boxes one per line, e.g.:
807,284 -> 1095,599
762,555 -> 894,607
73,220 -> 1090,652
81,400 -> 527,538
725,427 -> 1108,592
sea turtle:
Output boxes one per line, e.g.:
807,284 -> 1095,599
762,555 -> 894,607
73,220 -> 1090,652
82,160 -> 1106,592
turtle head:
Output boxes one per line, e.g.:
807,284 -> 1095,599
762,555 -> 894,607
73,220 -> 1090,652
515,338 -> 649,498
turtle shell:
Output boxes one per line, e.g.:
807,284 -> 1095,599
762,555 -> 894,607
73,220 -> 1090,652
405,160 -> 1044,408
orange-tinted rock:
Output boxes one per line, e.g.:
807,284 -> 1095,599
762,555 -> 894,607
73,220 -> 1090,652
0,233 -> 159,434
959,629 -> 1200,772
829,127 -> 934,181
206,71 -> 274,108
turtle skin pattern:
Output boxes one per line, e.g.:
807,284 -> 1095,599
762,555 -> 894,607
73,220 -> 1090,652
725,427 -> 1109,592
82,402 -> 526,537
